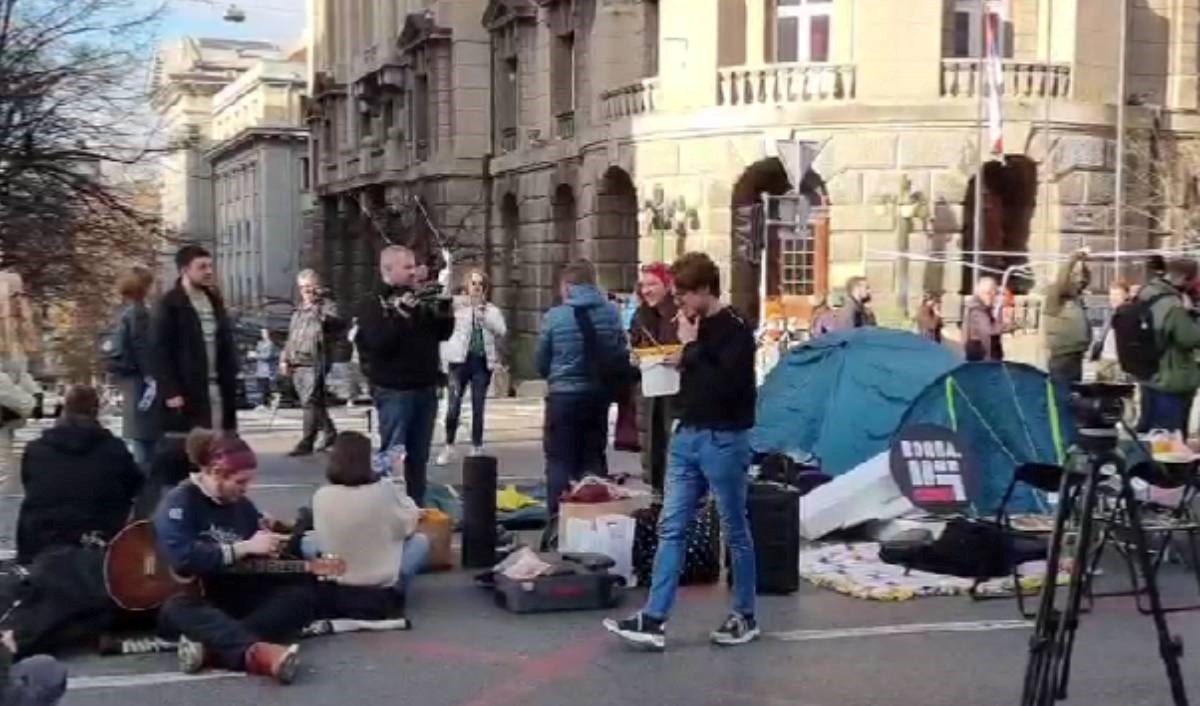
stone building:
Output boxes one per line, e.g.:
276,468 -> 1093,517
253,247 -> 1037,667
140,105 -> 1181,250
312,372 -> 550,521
151,37 -> 285,274
309,0 -> 1200,380
208,58 -> 311,328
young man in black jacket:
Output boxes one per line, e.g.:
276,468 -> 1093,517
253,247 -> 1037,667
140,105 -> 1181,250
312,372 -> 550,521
16,386 -> 143,565
355,245 -> 454,506
152,245 -> 239,434
604,252 -> 759,651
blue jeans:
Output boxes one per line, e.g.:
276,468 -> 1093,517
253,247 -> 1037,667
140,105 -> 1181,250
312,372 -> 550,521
375,386 -> 438,506
445,354 -> 492,448
1138,386 -> 1194,437
644,426 -> 756,621
544,391 -> 610,516
301,532 -> 430,588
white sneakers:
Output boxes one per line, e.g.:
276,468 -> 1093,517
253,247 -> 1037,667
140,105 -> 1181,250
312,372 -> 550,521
471,446 -> 485,457
435,446 -> 455,466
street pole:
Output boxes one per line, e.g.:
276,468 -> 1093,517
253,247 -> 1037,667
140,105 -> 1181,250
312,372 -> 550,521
1041,0 -> 1053,275
972,0 -> 986,289
1114,0 -> 1129,279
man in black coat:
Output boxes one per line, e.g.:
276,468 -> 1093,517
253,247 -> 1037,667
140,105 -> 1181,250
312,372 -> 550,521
16,386 -> 143,565
152,245 -> 239,434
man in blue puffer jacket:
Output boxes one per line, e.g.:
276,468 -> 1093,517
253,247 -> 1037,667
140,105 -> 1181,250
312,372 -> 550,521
537,261 -> 629,515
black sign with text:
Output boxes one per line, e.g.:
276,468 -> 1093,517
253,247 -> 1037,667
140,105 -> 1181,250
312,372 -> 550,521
889,424 -> 981,514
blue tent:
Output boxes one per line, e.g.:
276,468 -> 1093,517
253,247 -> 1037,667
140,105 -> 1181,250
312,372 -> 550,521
751,328 -> 960,476
895,362 -> 1077,514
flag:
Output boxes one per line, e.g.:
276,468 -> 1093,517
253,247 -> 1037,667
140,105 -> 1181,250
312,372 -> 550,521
984,5 -> 1005,155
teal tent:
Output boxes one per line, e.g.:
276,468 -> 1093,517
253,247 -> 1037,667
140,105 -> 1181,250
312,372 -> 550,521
752,328 -> 960,475
895,362 -> 1076,514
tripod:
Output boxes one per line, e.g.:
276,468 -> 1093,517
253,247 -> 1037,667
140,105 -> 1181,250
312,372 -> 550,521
1021,424 -> 1189,706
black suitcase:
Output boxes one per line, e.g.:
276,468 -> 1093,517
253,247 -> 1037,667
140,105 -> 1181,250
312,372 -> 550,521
632,498 -> 721,588
744,482 -> 801,594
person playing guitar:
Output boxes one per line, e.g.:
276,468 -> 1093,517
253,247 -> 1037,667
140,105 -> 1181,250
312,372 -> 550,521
153,431 -> 315,684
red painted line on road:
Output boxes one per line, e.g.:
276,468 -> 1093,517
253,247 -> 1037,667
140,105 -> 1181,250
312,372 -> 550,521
452,635 -> 609,706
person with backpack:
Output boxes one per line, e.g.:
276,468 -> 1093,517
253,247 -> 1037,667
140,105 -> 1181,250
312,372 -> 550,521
108,266 -> 161,467
536,261 -> 629,517
1119,258 -> 1200,435
1042,250 -> 1092,385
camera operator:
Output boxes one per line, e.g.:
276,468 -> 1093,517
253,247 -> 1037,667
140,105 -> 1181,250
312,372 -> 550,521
355,245 -> 454,506
281,269 -> 344,457
1136,257 -> 1200,436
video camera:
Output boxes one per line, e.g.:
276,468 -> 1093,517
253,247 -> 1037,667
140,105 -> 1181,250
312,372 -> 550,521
1069,381 -> 1134,431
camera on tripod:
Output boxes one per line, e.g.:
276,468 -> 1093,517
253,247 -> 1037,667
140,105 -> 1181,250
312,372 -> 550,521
1068,382 -> 1134,432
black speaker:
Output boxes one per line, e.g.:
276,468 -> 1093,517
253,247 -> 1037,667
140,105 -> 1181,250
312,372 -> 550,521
748,482 -> 801,594
462,455 -> 498,568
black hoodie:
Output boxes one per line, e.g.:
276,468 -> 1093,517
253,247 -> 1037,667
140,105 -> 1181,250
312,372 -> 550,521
16,421 -> 143,565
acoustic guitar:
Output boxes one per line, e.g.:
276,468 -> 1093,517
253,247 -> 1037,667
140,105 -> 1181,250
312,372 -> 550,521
104,521 -> 345,612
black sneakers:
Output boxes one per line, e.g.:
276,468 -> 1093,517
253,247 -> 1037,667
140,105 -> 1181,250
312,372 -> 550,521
602,613 -> 666,651
710,614 -> 761,646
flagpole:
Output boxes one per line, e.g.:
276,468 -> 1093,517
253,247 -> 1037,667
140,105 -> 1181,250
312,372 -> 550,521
1114,0 -> 1129,279
972,0 -> 986,289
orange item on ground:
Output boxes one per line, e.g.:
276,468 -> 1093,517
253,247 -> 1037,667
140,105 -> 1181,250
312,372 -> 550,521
418,509 -> 454,572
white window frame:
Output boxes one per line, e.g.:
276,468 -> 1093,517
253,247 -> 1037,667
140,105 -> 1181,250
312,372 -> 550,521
776,0 -> 832,64
953,0 -> 1009,59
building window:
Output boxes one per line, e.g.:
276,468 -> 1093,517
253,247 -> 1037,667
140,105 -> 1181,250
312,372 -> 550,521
551,32 -> 575,138
300,156 -> 311,191
643,0 -> 659,77
413,73 -> 430,160
775,0 -> 831,63
778,233 -> 815,296
950,0 -> 1012,58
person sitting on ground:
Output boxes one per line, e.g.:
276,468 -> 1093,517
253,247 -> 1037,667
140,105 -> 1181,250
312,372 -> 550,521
304,433 -> 428,618
837,276 -> 876,329
1043,250 -> 1092,385
1134,258 -> 1200,435
16,386 -> 143,565
154,430 -> 314,684
963,277 -> 1007,362
0,632 -> 66,706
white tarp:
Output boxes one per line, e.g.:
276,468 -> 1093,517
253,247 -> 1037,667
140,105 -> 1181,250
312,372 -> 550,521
799,452 -> 915,540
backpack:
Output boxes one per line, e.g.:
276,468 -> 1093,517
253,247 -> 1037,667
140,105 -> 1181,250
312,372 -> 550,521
572,307 -> 639,398
1112,292 -> 1173,380
99,309 -> 136,376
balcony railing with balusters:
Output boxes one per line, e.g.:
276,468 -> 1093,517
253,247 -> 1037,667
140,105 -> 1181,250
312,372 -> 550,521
499,126 -> 518,152
940,59 -> 1072,100
716,63 -> 855,106
555,111 -> 576,139
600,78 -> 661,119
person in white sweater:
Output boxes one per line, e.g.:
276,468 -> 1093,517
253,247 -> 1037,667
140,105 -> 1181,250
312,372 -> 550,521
306,433 -> 429,591
436,270 -> 507,465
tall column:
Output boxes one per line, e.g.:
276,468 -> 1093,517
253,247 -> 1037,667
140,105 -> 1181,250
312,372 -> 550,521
746,0 -> 765,65
852,0 -> 943,100
659,0 -> 719,109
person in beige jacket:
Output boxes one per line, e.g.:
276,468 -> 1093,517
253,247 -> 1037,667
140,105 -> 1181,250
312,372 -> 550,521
306,432 -> 429,590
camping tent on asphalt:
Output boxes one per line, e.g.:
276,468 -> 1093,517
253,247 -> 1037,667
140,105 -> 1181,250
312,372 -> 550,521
896,361 -> 1076,514
752,328 -> 960,476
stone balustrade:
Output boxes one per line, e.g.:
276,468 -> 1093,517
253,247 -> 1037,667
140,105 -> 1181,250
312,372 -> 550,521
600,78 -> 661,119
940,59 -> 1072,100
716,63 -> 855,106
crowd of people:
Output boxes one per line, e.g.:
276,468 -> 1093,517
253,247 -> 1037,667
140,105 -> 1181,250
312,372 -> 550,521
16,231 -> 1200,698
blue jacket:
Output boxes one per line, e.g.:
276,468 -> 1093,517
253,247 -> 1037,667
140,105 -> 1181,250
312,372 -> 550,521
536,284 -> 629,394
153,480 -> 262,579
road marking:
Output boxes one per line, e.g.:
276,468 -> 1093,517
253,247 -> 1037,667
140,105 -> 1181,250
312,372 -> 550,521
69,672 -> 243,691
770,619 -> 1031,642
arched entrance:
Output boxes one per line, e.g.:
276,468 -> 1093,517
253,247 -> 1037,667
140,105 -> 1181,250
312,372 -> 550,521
551,184 -> 577,301
730,157 -> 829,325
962,156 -> 1037,294
594,167 -> 639,294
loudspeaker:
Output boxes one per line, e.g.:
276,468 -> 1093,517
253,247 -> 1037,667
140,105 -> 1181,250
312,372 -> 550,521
461,455 -> 498,568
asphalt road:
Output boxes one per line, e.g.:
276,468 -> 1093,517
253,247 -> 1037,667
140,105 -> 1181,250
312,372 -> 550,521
7,404 -> 1200,706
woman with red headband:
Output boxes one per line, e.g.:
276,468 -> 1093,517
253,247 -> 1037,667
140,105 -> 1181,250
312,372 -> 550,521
630,263 -> 680,494
154,430 -> 315,684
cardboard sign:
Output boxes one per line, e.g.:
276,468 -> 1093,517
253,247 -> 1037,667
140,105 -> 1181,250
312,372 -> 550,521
889,424 -> 980,514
